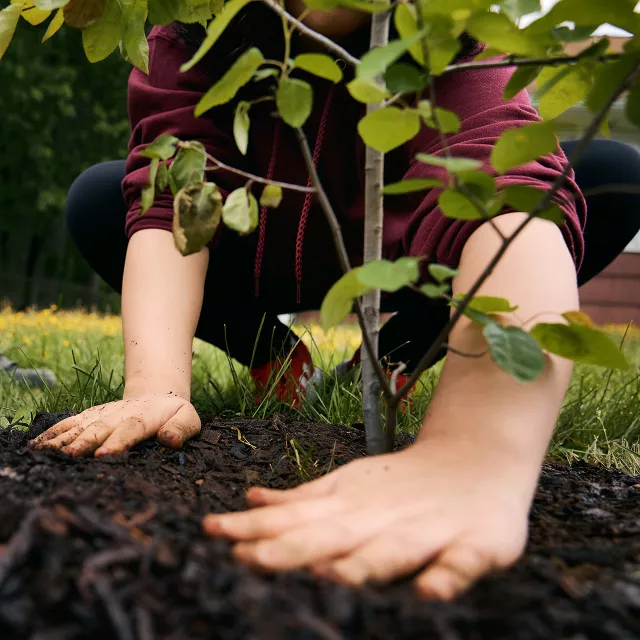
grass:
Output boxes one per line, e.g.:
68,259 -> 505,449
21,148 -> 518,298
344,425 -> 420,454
1,305 -> 639,473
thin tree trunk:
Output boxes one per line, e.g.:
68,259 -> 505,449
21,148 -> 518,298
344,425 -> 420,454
361,12 -> 391,456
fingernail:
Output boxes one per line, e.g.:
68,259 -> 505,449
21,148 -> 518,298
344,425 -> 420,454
95,447 -> 108,456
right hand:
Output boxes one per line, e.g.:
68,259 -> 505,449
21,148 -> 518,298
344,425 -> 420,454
29,392 -> 201,457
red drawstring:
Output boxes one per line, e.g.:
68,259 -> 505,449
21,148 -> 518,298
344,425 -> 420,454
295,87 -> 335,303
254,119 -> 281,297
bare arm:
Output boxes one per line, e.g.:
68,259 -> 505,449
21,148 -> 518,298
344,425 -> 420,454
32,229 -> 209,456
418,212 -> 578,495
201,212 -> 581,600
122,229 -> 209,400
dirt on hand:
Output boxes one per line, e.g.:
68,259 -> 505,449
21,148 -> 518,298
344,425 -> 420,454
0,413 -> 639,640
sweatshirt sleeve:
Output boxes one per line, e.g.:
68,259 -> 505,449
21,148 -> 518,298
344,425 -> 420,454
123,30 -> 246,240
402,64 -> 586,271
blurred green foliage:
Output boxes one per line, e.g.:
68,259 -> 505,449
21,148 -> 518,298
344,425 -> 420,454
0,17 -> 129,308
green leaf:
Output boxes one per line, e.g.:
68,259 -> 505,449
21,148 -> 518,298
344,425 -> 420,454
394,3 -> 423,66
121,0 -> 149,74
169,142 -> 206,195
253,67 -> 279,82
82,0 -> 123,63
423,15 -> 461,76
504,65 -> 542,101
357,32 -> 424,82
260,184 -> 283,208
63,0 -> 106,28
195,48 -> 264,116
336,0 -> 389,13
500,0 -> 541,20
141,158 -> 159,215
467,12 -> 547,57
490,122 -> 557,174
420,283 -> 449,299
384,63 -> 427,94
321,268 -> 369,329
537,65 -> 592,120
530,323 -> 629,369
438,189 -> 483,220
293,53 -> 343,83
483,323 -> 546,382
148,0 -> 211,24
180,0 -> 253,71
416,101 -> 461,134
563,310 -> 596,328
416,153 -> 482,173
463,295 -> 518,314
0,4 -> 21,61
586,53 -> 640,115
457,170 -> 496,199
156,162 -> 170,193
276,77 -> 313,128
222,188 -> 259,235
346,78 -> 390,103
172,182 -> 223,256
501,184 -> 563,223
626,82 -> 640,129
140,134 -> 179,160
428,263 -> 458,283
358,107 -> 421,153
382,178 -> 443,195
33,0 -> 69,10
42,8 -> 65,41
233,101 -> 250,155
356,257 -> 421,292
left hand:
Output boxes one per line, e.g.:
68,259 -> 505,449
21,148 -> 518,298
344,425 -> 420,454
203,436 -> 532,599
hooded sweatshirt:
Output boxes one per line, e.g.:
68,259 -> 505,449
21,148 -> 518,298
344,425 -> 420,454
123,25 -> 586,308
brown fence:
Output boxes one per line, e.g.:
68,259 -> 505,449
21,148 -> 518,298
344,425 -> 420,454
580,253 -> 640,326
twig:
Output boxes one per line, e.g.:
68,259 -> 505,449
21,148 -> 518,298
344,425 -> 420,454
258,0 -> 360,67
294,128 -> 392,399
135,606 -> 155,640
0,508 -> 41,587
444,344 -> 487,359
392,58 -> 640,406
443,52 -> 622,75
93,577 -> 135,640
200,148 -> 315,194
389,362 -> 407,395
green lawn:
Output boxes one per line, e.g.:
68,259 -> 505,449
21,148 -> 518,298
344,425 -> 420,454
1,307 -> 639,473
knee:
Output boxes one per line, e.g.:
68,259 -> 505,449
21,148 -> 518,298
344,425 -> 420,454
65,160 -> 125,242
578,139 -> 640,184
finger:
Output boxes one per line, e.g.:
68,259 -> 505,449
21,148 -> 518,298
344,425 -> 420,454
157,404 -> 201,450
313,516 -> 447,587
41,422 -> 99,450
95,415 -> 159,457
60,419 -> 117,457
230,509 -> 386,572
415,540 -> 499,601
203,496 -> 341,542
246,474 -> 335,507
30,403 -> 108,446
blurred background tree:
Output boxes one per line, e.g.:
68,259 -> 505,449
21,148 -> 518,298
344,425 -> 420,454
0,18 -> 129,310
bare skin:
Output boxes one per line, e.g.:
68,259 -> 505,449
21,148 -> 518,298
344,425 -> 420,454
32,6 -> 580,599
202,213 -> 578,599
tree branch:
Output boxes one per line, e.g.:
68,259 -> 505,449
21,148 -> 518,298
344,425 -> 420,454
391,59 -> 640,406
443,52 -> 622,75
294,128 -> 392,400
258,0 -> 360,67
201,150 -> 315,194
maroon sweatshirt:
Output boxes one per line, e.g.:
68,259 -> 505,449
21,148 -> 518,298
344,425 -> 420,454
124,26 -> 586,306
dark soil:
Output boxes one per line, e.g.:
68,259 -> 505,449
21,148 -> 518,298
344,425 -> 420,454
0,413 -> 639,640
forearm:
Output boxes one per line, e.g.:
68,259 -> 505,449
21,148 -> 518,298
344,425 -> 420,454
417,213 -> 578,496
122,229 -> 209,399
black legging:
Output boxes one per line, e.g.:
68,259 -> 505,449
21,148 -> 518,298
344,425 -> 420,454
66,139 -> 640,372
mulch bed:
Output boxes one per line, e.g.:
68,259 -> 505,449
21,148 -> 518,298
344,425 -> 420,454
0,413 -> 639,640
